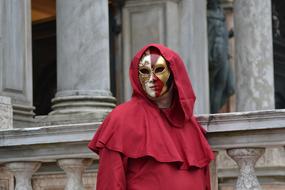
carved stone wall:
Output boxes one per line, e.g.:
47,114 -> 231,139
0,96 -> 12,130
0,167 -> 14,190
32,172 -> 96,190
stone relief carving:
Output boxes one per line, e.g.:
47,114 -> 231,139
32,172 -> 96,190
0,167 -> 14,190
0,96 -> 12,130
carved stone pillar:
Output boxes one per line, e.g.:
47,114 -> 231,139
0,0 -> 34,126
57,158 -> 93,190
227,148 -> 265,190
52,0 -> 116,116
5,162 -> 41,190
234,0 -> 274,111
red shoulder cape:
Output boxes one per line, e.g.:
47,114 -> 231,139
88,43 -> 214,169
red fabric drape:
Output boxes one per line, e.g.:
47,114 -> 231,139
89,44 -> 214,189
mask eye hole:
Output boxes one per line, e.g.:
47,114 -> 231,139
139,68 -> 150,74
155,67 -> 165,73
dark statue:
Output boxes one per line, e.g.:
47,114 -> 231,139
207,0 -> 235,113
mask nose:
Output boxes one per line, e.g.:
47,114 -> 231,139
149,71 -> 157,83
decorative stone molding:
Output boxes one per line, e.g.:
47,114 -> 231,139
5,162 -> 41,190
0,166 -> 14,190
0,96 -> 12,130
227,148 -> 265,190
57,158 -> 93,190
32,172 -> 96,190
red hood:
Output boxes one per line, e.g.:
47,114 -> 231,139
130,44 -> 196,125
89,43 -> 214,169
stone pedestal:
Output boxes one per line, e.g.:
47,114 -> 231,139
57,159 -> 93,190
51,0 -> 116,116
227,148 -> 265,190
0,0 -> 34,125
5,162 -> 41,190
234,0 -> 274,111
0,96 -> 12,130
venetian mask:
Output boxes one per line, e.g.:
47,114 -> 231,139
138,50 -> 171,98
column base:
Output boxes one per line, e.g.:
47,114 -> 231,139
50,95 -> 116,116
13,104 -> 35,120
12,104 -> 35,128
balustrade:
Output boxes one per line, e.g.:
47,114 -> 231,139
0,110 -> 284,190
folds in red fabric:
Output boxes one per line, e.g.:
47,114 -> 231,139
88,43 -> 214,170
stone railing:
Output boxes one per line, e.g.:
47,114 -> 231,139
201,110 -> 285,190
0,110 -> 285,190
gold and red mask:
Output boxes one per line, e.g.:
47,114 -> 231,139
139,50 -> 171,98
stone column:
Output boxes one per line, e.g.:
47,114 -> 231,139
227,148 -> 265,190
180,0 -> 210,114
0,0 -> 34,126
57,158 -> 93,190
233,2 -> 281,189
234,0 -> 274,111
51,0 -> 116,116
5,162 -> 41,190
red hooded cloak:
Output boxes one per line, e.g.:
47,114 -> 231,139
88,44 -> 214,190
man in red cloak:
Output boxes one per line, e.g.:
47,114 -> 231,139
88,44 -> 214,190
